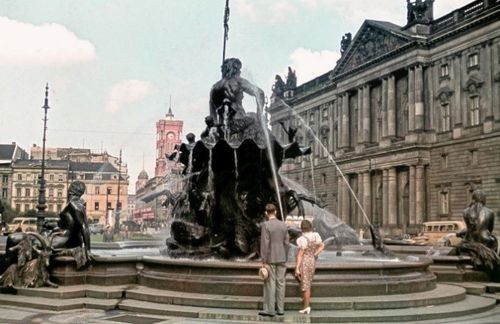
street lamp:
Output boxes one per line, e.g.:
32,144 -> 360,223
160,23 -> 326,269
114,149 -> 122,234
36,83 -> 50,232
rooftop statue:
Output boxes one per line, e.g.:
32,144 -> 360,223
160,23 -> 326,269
285,66 -> 297,89
272,75 -> 286,98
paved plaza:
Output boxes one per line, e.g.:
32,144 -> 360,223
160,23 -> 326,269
0,302 -> 499,324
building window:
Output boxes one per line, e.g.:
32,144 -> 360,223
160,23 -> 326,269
321,173 -> 327,184
2,188 -> 7,198
107,187 -> 112,195
441,153 -> 448,169
58,175 -> 63,181
468,53 -> 479,68
2,175 -> 8,184
309,112 -> 315,124
17,174 -> 22,181
440,64 -> 449,78
95,202 -> 99,211
24,204 -> 30,212
440,103 -> 451,132
57,204 -> 62,212
439,190 -> 449,215
49,188 -> 54,197
48,204 -> 53,212
469,149 -> 478,166
107,202 -> 112,210
25,188 -> 30,197
322,108 -> 329,121
321,136 -> 329,157
15,204 -> 20,211
49,174 -> 54,181
57,190 -> 63,198
16,188 -> 22,197
469,95 -> 480,126
95,186 -> 100,195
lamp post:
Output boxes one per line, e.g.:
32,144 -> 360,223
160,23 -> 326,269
114,150 -> 122,234
36,83 -> 50,232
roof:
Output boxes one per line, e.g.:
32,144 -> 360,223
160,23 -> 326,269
138,169 -> 149,179
69,162 -> 119,173
0,144 -> 16,161
12,159 -> 70,169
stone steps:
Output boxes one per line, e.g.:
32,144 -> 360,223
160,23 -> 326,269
125,283 -> 465,310
0,294 -> 119,311
117,295 -> 496,323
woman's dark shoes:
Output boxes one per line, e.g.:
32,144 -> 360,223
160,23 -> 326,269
258,312 -> 275,317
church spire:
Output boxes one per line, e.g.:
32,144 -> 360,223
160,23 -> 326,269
166,95 -> 174,119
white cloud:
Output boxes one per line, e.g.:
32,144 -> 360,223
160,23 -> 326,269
235,0 -> 298,24
287,48 -> 340,84
235,0 -> 257,22
0,16 -> 96,66
270,1 -> 298,24
105,80 -> 154,113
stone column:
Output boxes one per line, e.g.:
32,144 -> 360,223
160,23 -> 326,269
381,78 -> 388,138
453,55 -> 462,127
484,43 -> 493,118
357,88 -> 363,145
408,67 -> 415,132
409,165 -> 416,226
337,175 -> 343,219
357,174 -> 364,226
329,101 -> 335,152
415,65 -> 424,131
342,175 -> 351,224
415,165 -> 425,225
341,93 -> 350,148
387,74 -> 396,137
388,167 -> 397,226
362,171 -> 371,224
363,84 -> 371,143
382,169 -> 389,226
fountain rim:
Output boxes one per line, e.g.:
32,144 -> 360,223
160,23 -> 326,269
55,255 -> 432,270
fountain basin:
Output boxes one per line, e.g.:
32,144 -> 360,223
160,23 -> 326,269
50,255 -> 435,298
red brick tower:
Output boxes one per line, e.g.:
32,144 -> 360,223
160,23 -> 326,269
155,101 -> 183,177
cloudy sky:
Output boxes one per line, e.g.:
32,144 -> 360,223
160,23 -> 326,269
0,0 -> 471,193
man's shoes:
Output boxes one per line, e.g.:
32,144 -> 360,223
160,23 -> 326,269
277,312 -> 285,316
258,312 -> 275,317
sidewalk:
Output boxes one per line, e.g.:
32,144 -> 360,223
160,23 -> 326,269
1,304 -> 499,324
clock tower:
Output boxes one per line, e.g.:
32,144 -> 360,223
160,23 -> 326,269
155,101 -> 183,177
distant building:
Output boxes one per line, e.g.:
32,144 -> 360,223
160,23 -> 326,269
127,194 -> 136,221
11,160 -> 69,214
155,104 -> 183,177
68,161 -> 128,225
268,0 -> 500,235
0,143 -> 28,203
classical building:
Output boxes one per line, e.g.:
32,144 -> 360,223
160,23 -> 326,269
0,143 -> 28,203
268,0 -> 500,235
68,161 -> 128,224
155,105 -> 183,177
11,160 -> 70,214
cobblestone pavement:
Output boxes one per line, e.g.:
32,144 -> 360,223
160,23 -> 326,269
1,304 -> 500,324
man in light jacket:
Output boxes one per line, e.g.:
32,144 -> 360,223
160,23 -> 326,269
259,203 -> 289,317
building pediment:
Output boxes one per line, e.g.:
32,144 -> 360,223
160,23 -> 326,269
334,20 -> 413,76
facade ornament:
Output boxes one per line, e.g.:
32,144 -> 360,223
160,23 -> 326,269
435,86 -> 454,104
463,75 -> 484,93
285,66 -> 297,89
340,32 -> 352,56
272,75 -> 286,98
406,0 -> 434,26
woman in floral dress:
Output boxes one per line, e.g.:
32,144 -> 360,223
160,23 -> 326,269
294,219 -> 325,314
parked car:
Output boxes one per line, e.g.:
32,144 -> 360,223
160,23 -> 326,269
121,220 -> 141,232
89,223 -> 105,235
413,221 -> 466,247
7,217 -> 37,233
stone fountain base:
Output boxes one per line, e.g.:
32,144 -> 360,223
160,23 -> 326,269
1,255 -> 498,322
